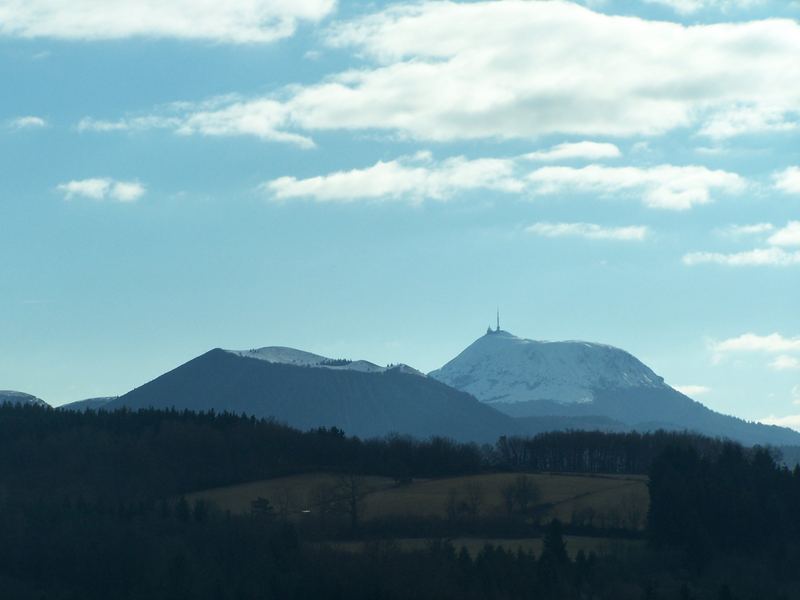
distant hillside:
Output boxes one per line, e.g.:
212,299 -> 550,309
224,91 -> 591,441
58,397 -> 116,411
498,390 -> 800,446
431,330 -> 800,447
779,446 -> 800,468
106,348 -> 518,442
0,390 -> 48,407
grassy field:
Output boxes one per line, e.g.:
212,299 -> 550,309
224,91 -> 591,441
188,470 -> 648,529
187,473 -> 396,515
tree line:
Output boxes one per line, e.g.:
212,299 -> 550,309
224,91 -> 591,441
1,403 -> 766,505
0,403 -> 483,503
495,430 -> 746,474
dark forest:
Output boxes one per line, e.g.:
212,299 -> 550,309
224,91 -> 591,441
1,404 -> 799,599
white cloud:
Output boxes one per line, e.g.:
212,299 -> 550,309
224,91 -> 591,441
760,414 -> 800,431
174,99 -> 314,148
712,333 -> 800,354
0,0 -> 335,44
699,105 -> 798,140
526,222 -> 648,241
77,118 -> 133,132
759,390 -> 800,429
675,385 -> 711,397
770,356 -> 800,371
768,222 -> 800,247
527,164 -> 745,210
306,1 -> 800,141
774,167 -> 800,195
57,178 -> 145,202
80,2 -> 800,143
683,247 -> 800,266
9,115 -> 46,129
688,222 -> 800,266
78,98 -> 314,148
718,223 -> 774,237
644,0 -> 765,15
263,150 -> 744,209
264,153 -> 522,203
521,142 -> 621,162
711,333 -> 800,372
111,181 -> 147,202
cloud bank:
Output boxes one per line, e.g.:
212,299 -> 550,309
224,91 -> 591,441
265,153 -> 522,203
262,150 -> 743,210
527,164 -> 744,210
78,2 -> 800,144
0,0 -> 335,44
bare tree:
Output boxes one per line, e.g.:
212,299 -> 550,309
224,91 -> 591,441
514,475 -> 540,514
445,487 -> 460,524
309,482 -> 338,529
275,487 -> 296,522
501,480 -> 516,516
250,497 -> 275,520
333,473 -> 369,533
620,492 -> 646,530
463,481 -> 485,519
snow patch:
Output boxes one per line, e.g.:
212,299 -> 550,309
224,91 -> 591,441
429,330 -> 666,405
224,347 -> 424,377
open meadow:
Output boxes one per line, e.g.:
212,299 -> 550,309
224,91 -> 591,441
187,470 -> 649,531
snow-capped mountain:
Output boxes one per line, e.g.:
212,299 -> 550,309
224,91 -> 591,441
0,390 -> 49,407
104,347 -> 506,442
225,347 -> 424,376
429,330 -> 666,406
430,329 -> 800,446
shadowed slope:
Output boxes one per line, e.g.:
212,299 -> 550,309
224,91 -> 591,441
107,349 -> 521,442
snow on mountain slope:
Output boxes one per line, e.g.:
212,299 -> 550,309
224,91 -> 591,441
225,347 -> 423,376
429,330 -> 665,405
0,390 -> 49,407
58,397 -> 117,411
228,347 -> 329,366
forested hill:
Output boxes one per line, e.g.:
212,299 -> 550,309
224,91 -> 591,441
0,403 -> 775,503
0,404 -> 484,501
104,348 -> 519,443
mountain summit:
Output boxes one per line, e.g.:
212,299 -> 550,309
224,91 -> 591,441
430,330 -> 665,406
430,329 -> 800,446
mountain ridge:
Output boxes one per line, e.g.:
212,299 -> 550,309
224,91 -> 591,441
103,348 -> 518,442
429,329 -> 800,446
0,390 -> 49,407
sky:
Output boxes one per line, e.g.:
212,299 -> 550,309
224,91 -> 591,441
0,0 -> 798,427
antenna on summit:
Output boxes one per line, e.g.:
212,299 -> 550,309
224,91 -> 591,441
496,307 -> 500,332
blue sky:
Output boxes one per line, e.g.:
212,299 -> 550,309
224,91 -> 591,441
1,0 -> 799,427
